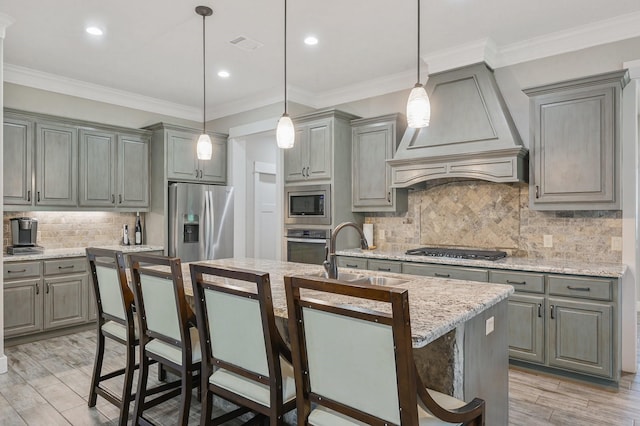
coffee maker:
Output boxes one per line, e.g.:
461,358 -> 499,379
7,217 -> 43,254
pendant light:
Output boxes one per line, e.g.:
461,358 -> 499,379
406,0 -> 431,128
196,6 -> 213,160
276,0 -> 295,149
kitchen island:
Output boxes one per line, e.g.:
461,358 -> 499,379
182,258 -> 514,425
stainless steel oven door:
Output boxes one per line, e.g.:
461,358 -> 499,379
286,237 -> 328,265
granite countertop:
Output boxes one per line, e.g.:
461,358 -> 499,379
336,248 -> 627,278
3,245 -> 164,262
177,258 -> 513,349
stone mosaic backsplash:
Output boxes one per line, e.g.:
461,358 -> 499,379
365,180 -> 622,264
3,211 -> 140,252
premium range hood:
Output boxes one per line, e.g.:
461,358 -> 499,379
389,62 -> 528,187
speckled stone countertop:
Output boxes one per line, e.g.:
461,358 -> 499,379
179,258 -> 513,349
3,245 -> 164,262
336,248 -> 627,278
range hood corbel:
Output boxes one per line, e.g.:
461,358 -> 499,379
389,62 -> 528,187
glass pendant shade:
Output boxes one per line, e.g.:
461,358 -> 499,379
276,114 -> 295,149
406,83 -> 431,128
196,133 -> 213,160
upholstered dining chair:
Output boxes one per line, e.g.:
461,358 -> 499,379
284,275 -> 486,426
129,253 -> 201,426
86,247 -> 139,426
190,263 -> 297,425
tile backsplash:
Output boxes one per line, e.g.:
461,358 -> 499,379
366,180 -> 622,263
3,211 -> 139,252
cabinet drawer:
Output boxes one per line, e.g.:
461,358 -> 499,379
337,257 -> 368,270
548,275 -> 612,301
401,263 -> 488,282
489,270 -> 545,294
368,259 -> 402,273
44,258 -> 88,276
4,262 -> 42,280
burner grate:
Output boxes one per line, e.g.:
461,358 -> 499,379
405,247 -> 507,261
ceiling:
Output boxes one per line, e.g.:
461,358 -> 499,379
2,0 -> 640,121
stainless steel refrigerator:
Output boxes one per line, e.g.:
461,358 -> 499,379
168,182 -> 234,262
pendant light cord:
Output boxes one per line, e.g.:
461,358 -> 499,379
202,13 -> 207,134
283,0 -> 288,115
416,0 -> 420,85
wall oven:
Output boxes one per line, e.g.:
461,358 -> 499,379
284,184 -> 331,225
285,228 -> 330,265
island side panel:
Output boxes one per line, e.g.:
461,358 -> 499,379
463,298 -> 509,425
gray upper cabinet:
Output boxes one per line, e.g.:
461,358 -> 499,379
3,116 -> 34,206
524,70 -> 628,210
117,134 -> 150,207
36,122 -> 78,207
166,129 -> 226,184
79,129 -> 117,207
351,114 -> 407,212
284,118 -> 332,183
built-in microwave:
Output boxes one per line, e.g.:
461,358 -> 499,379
284,184 -> 331,225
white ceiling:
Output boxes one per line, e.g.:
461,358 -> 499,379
2,0 -> 640,121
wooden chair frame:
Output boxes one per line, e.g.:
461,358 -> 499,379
130,253 -> 201,426
284,276 -> 485,426
190,263 -> 297,425
86,247 -> 139,426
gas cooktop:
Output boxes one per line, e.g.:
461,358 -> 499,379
405,247 -> 507,261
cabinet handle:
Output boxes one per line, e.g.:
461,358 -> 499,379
537,303 -> 543,318
36,283 -> 39,295
200,170 -> 203,178
27,190 -> 31,202
387,192 -> 391,202
58,265 -> 75,270
37,191 -> 41,202
535,185 -> 540,199
46,283 -> 50,294
550,304 -> 555,319
345,264 -> 359,268
7,269 -> 27,273
506,280 -> 526,285
195,169 -> 199,177
112,194 -> 115,204
567,286 -> 591,292
304,167 -> 309,177
435,273 -> 450,278
119,194 -> 123,204
378,267 -> 391,272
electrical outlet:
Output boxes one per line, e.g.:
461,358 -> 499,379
612,236 -> 622,251
485,316 -> 495,335
543,234 -> 553,248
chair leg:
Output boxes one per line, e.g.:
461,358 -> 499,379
178,367 -> 192,426
158,363 -> 167,381
118,343 -> 136,426
200,380 -> 212,426
133,350 -> 150,424
88,331 -> 105,407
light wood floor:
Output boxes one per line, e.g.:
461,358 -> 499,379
0,316 -> 638,425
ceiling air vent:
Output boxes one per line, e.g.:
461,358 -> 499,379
229,36 -> 264,51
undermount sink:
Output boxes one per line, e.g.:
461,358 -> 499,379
302,271 -> 408,287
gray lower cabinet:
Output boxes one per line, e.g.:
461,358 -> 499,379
44,274 -> 87,330
524,70 -> 628,210
367,259 -> 402,273
3,116 -> 33,206
401,263 -> 489,282
351,114 -> 407,212
4,278 -> 43,337
336,256 -> 368,270
507,294 -> 545,363
36,122 -> 78,206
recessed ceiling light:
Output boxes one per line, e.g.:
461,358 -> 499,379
304,36 -> 318,46
86,26 -> 103,36
217,70 -> 230,78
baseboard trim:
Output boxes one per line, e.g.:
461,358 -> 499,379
0,354 -> 7,374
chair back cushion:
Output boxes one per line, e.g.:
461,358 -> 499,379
139,272 -> 181,342
302,306 -> 401,425
205,287 -> 269,376
95,265 -> 127,321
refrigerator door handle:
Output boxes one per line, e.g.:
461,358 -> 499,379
203,189 -> 214,259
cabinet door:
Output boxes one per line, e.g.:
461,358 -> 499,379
4,279 -> 44,337
167,131 -> 199,181
352,124 -> 393,209
508,294 -> 545,363
3,117 -> 34,206
44,274 -> 87,330
401,263 -> 488,282
547,298 -> 612,378
79,129 -> 117,207
35,122 -> 78,206
199,136 -> 226,183
306,120 -> 332,180
118,134 -> 149,207
530,84 -> 618,210
284,127 -> 306,182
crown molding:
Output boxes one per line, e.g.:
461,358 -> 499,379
4,64 -> 201,121
423,38 -> 498,73
623,59 -> 640,79
0,13 -> 14,38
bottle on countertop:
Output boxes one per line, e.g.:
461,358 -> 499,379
123,224 -> 130,246
135,212 -> 142,245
